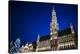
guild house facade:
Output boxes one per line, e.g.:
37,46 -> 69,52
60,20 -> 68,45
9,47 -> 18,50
19,8 -> 78,53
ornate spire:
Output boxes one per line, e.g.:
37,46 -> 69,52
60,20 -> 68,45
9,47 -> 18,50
37,34 -> 40,43
36,34 -> 40,52
50,7 -> 59,39
70,23 -> 75,34
52,7 -> 56,16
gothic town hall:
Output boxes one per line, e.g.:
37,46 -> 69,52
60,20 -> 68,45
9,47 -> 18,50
19,8 -> 78,53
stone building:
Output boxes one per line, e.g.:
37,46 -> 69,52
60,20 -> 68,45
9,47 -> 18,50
19,43 -> 34,53
19,7 -> 78,53
36,8 -> 77,52
57,25 -> 77,50
36,35 -> 51,52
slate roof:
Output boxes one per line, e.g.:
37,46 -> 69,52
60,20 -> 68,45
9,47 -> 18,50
58,28 -> 72,36
39,28 -> 72,41
39,35 -> 50,41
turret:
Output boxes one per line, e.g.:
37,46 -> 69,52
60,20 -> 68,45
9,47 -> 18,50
36,34 -> 40,52
70,23 -> 75,34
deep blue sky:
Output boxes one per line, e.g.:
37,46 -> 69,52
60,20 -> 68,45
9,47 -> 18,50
9,1 -> 78,45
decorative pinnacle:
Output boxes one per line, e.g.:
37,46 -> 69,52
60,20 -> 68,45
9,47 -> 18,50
52,7 -> 56,16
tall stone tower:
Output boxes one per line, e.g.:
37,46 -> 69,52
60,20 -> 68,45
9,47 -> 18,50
50,8 -> 59,40
50,8 -> 59,50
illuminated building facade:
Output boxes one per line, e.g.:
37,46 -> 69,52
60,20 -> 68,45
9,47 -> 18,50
36,8 -> 77,52
19,7 -> 77,53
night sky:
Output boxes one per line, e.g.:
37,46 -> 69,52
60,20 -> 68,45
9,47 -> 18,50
9,1 -> 78,45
